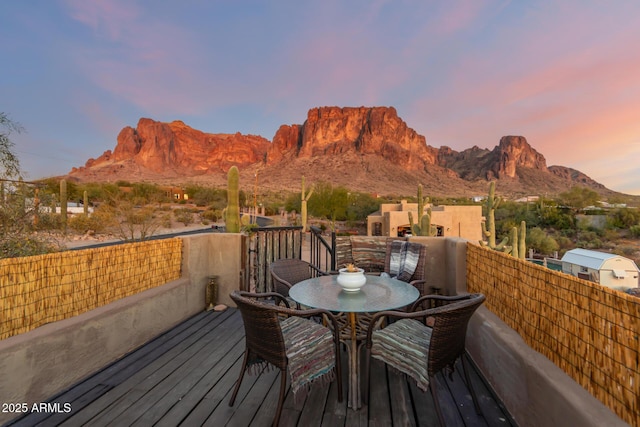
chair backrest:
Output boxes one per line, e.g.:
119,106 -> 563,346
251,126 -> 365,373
270,258 -> 315,296
230,291 -> 288,370
384,240 -> 427,282
426,293 -> 485,376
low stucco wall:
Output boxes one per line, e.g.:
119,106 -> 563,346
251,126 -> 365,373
0,232 -> 244,425
467,308 -> 628,427
408,236 -> 467,295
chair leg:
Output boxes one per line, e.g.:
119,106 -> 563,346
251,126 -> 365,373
229,351 -> 250,406
335,340 -> 343,403
430,376 -> 445,427
272,369 -> 287,427
362,349 -> 370,405
462,354 -> 482,415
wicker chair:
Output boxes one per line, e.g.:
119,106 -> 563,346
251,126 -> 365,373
383,240 -> 428,294
364,293 -> 486,426
229,290 -> 343,426
270,258 -> 328,299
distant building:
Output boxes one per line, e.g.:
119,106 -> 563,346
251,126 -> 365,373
514,196 -> 540,203
366,200 -> 482,241
561,248 -> 639,290
161,186 -> 189,201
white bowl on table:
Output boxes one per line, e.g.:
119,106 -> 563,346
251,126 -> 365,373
337,268 -> 366,292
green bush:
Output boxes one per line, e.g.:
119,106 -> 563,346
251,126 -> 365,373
174,208 -> 194,226
630,225 -> 640,237
68,210 -> 113,234
0,236 -> 60,258
201,209 -> 219,222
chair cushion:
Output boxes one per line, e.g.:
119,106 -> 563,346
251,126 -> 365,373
388,240 -> 421,282
351,236 -> 387,272
281,316 -> 336,397
371,318 -> 432,391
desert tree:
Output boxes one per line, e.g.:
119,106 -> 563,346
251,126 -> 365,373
0,113 -> 59,257
0,112 -> 22,179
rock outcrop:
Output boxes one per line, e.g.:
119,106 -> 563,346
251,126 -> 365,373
68,106 -> 615,197
73,118 -> 270,176
268,106 -> 438,171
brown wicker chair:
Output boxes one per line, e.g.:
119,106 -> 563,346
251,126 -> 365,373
363,293 -> 486,427
229,290 -> 343,426
270,258 -> 328,299
383,240 -> 428,294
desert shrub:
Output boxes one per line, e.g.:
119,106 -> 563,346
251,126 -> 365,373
0,236 -> 60,258
610,208 -> 640,228
36,212 -> 63,230
174,208 -> 194,226
576,230 -> 603,249
630,225 -> 640,238
616,246 -> 638,257
526,227 -> 559,255
68,214 -> 94,233
67,210 -> 114,234
555,235 -> 574,250
201,209 -> 218,222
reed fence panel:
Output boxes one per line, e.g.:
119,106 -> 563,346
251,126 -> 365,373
467,242 -> 640,427
0,239 -> 183,340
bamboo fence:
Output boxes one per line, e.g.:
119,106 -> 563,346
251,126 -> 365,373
467,242 -> 640,426
0,238 -> 183,340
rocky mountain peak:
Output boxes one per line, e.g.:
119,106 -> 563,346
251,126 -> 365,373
68,106 -> 617,198
268,106 -> 438,170
492,135 -> 548,179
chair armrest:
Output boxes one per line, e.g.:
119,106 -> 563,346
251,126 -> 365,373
409,293 -> 472,311
408,279 -> 426,295
309,263 -> 330,276
242,291 -> 291,308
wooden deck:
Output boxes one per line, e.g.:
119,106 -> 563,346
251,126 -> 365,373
5,309 -> 516,427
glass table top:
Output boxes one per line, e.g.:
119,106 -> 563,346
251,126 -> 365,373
289,275 -> 419,313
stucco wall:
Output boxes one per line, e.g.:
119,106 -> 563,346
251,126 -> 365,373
467,308 -> 627,427
0,232 -> 244,425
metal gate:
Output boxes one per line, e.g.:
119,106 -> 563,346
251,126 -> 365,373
243,226 -> 303,293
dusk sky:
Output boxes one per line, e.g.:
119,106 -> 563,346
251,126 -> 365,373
2,0 -> 639,195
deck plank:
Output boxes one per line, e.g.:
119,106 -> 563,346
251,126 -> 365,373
3,309 -> 517,427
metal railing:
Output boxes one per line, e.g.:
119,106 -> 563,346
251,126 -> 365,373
247,226 -> 304,292
309,226 -> 336,272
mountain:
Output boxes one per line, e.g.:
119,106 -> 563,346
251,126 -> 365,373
67,106 -> 617,198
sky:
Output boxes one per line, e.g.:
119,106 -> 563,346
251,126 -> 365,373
1,0 -> 639,195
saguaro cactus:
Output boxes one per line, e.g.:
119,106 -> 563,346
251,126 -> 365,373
60,179 -> 67,231
225,166 -> 241,233
480,181 -> 508,251
301,176 -> 314,232
509,221 -> 527,259
518,220 -> 527,259
408,184 -> 435,236
83,190 -> 89,216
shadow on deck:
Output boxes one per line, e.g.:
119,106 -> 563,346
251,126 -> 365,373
5,309 -> 516,427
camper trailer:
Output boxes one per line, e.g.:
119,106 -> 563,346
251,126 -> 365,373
561,248 -> 640,290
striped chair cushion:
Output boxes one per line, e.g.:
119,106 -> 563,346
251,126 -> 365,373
370,318 -> 432,391
281,316 -> 336,397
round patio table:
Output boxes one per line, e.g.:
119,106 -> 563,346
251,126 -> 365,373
289,274 -> 419,410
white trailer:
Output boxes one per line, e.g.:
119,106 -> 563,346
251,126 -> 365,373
561,248 -> 639,290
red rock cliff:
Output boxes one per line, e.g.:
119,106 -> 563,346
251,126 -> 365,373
267,106 -> 438,170
81,118 -> 271,174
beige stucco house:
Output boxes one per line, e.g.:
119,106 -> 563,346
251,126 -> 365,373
366,200 -> 482,241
